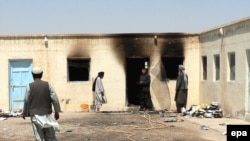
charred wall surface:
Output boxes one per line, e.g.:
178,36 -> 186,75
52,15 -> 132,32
108,33 -> 196,110
0,33 -> 198,111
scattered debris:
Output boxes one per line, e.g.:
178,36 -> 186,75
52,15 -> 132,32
219,123 -> 226,126
204,112 -> 213,118
164,116 -> 184,122
219,123 -> 230,126
11,109 -> 23,117
181,107 -> 186,113
0,109 -> 23,119
2,127 -> 9,131
0,117 -> 7,121
183,102 -> 223,118
200,125 -> 209,130
168,113 -> 178,117
159,111 -> 164,118
147,111 -> 159,114
169,125 -> 175,128
164,117 -> 177,122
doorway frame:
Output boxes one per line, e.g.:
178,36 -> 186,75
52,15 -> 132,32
125,56 -> 150,106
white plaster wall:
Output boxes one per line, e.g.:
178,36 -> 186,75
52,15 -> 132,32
199,19 -> 250,119
0,34 -> 199,112
46,38 -> 127,111
183,37 -> 200,108
0,38 -> 45,110
150,36 -> 200,111
199,34 -> 223,104
0,37 -> 127,112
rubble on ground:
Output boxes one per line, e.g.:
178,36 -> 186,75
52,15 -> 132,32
183,102 -> 223,118
164,116 -> 184,122
163,113 -> 185,122
0,109 -> 23,119
200,125 -> 209,130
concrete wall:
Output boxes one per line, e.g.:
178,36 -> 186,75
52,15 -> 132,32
2,18 -> 250,120
183,36 -> 200,108
162,37 -> 200,110
0,33 -> 199,112
199,18 -> 250,120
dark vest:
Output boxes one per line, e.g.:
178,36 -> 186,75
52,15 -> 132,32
28,80 -> 52,115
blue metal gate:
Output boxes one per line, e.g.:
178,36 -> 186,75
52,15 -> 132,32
9,60 -> 32,110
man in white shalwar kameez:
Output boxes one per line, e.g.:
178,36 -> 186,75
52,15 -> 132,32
92,71 -> 106,112
23,67 -> 61,141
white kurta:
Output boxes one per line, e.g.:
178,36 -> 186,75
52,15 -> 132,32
94,77 -> 107,108
31,115 -> 60,141
31,115 -> 60,131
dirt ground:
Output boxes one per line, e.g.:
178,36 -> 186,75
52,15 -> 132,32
0,111 -> 228,141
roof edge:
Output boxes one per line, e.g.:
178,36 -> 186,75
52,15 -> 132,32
200,16 -> 250,34
0,32 -> 198,38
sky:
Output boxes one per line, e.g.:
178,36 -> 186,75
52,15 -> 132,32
0,0 -> 250,34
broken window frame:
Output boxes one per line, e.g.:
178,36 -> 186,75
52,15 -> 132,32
67,57 -> 90,82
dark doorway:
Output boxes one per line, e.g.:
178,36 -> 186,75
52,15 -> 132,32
161,57 -> 184,80
126,57 -> 149,106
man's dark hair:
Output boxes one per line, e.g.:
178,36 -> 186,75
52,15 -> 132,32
98,71 -> 104,77
92,71 -> 104,92
32,73 -> 43,79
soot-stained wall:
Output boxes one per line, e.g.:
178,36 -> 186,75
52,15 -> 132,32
0,33 -> 199,111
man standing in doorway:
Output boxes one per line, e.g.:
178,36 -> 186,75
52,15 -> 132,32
138,68 -> 152,111
175,65 -> 188,113
23,66 -> 61,141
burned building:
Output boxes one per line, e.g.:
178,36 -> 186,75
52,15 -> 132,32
1,17 -> 250,121
0,33 -> 199,113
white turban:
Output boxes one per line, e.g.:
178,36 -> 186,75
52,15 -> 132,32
179,65 -> 185,70
32,67 -> 43,74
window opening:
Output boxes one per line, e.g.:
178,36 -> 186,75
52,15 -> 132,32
228,52 -> 235,81
202,56 -> 207,80
214,55 -> 220,81
161,57 -> 184,80
67,58 -> 90,81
